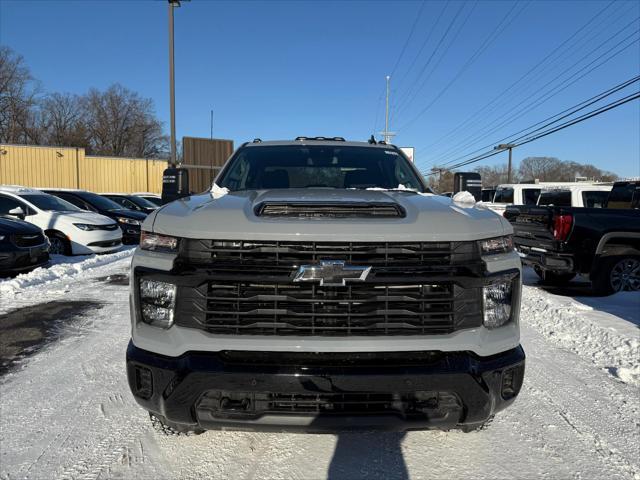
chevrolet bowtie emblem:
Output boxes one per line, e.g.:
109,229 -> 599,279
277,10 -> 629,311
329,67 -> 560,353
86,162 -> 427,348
293,260 -> 372,286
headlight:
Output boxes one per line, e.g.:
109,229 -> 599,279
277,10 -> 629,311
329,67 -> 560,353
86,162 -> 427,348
483,281 -> 513,328
480,235 -> 513,255
139,279 -> 176,328
117,217 -> 141,226
0,235 -> 6,242
74,223 -> 98,231
140,231 -> 179,252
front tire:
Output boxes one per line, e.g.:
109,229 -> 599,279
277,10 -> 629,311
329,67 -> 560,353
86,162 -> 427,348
149,412 -> 205,436
47,232 -> 71,256
592,255 -> 640,295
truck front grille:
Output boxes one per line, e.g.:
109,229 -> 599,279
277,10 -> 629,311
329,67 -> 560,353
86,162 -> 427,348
197,390 -> 462,417
163,239 -> 484,336
175,281 -> 482,336
180,239 -> 478,271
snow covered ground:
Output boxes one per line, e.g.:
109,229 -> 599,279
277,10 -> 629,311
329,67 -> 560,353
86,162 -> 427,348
0,251 -> 638,479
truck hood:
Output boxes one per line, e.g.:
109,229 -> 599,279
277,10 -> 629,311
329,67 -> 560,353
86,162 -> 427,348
148,189 -> 511,241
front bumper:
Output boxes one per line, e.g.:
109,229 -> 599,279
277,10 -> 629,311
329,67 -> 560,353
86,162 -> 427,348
0,245 -> 49,275
126,341 -> 525,432
516,245 -> 575,273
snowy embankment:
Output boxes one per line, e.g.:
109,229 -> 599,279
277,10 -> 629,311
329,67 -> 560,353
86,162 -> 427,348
0,248 -> 134,298
522,284 -> 640,386
0,254 -> 638,479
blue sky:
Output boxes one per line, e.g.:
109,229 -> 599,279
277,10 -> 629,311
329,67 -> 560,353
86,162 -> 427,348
1,0 -> 639,177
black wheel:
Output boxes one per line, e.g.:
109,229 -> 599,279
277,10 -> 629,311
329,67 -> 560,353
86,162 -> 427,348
533,266 -> 576,285
149,412 -> 205,436
47,232 -> 71,255
459,415 -> 494,433
592,255 -> 640,295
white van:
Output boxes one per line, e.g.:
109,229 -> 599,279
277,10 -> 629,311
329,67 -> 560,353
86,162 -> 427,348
0,186 -> 123,255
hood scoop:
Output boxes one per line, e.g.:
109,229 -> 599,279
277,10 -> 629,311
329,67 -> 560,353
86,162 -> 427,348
254,202 -> 406,219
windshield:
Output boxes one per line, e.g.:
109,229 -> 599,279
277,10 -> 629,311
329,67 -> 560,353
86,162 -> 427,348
538,190 -> 571,206
129,195 -> 158,209
216,145 -> 426,192
22,194 -> 82,212
78,192 -> 125,211
493,187 -> 514,203
142,196 -> 162,206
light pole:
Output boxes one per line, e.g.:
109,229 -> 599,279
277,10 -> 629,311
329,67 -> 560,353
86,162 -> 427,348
494,143 -> 516,183
379,75 -> 396,144
168,0 -> 181,167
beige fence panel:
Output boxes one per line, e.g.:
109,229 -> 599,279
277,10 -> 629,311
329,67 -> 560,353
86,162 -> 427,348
0,144 -> 167,194
0,145 -> 81,188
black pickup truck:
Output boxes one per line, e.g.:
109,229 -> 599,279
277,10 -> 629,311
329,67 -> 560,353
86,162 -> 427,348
504,180 -> 640,295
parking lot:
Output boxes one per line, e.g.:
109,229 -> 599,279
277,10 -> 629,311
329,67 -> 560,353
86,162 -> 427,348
1,250 -> 638,480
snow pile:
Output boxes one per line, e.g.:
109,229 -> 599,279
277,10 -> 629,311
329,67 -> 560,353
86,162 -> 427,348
452,191 -> 476,206
210,183 -> 229,199
522,286 -> 640,386
0,248 -> 134,298
364,184 -> 419,192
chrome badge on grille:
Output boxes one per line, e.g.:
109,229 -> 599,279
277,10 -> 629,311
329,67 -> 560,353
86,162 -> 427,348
293,260 -> 371,287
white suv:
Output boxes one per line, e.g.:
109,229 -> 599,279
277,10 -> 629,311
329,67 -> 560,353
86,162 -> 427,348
0,186 -> 123,255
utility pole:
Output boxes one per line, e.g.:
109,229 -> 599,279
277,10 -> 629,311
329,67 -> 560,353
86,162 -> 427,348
210,109 -> 214,140
494,143 -> 516,183
379,75 -> 396,144
168,0 -> 181,167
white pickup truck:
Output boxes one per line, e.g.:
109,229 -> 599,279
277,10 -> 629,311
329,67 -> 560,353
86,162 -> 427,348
126,137 -> 525,434
484,182 -> 612,215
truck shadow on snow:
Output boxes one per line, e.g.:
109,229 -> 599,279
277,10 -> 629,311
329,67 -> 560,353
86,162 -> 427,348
0,300 -> 104,375
327,432 -> 409,479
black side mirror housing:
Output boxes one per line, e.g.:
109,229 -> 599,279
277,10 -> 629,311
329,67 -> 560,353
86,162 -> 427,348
161,167 -> 190,205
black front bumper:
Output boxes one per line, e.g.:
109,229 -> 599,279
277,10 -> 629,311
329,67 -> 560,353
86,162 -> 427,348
516,245 -> 575,273
0,246 -> 49,275
126,342 -> 525,432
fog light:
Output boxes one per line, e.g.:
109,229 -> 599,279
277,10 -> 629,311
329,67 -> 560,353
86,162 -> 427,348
501,365 -> 525,400
134,365 -> 153,400
139,279 -> 176,328
483,281 -> 513,328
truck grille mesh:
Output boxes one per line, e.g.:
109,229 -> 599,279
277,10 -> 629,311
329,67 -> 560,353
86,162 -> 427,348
175,281 -> 482,336
170,240 -> 483,336
180,239 -> 477,271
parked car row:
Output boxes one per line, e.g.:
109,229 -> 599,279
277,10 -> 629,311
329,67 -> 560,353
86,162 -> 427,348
0,185 -> 162,276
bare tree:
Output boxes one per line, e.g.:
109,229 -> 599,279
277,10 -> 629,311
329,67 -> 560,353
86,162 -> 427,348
426,167 -> 455,193
0,46 -> 41,144
39,92 -> 88,147
518,157 -> 563,182
83,84 -> 168,157
474,164 -> 516,187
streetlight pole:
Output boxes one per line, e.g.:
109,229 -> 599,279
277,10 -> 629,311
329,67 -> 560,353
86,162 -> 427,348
494,143 -> 516,183
168,0 -> 180,167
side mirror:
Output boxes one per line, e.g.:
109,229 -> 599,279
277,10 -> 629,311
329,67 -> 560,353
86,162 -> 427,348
162,167 -> 190,205
8,206 -> 25,220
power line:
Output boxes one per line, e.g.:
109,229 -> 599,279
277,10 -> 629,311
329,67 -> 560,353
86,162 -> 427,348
424,21 -> 639,168
394,2 -> 449,96
396,1 -> 528,130
427,91 -> 640,174
392,2 -> 466,114
415,0 -> 619,155
434,75 -> 639,170
393,1 -> 477,117
389,1 -> 427,78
